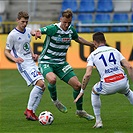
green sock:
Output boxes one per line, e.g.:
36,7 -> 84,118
73,89 -> 83,110
48,83 -> 57,101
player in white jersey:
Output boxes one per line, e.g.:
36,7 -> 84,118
74,32 -> 133,128
4,11 -> 45,121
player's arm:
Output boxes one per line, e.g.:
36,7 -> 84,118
30,45 -> 38,61
81,66 -> 93,89
75,36 -> 94,47
74,66 -> 93,103
121,59 -> 133,82
4,49 -> 24,63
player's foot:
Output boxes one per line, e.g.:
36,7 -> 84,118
52,100 -> 68,113
76,110 -> 95,120
93,121 -> 103,128
24,108 -> 38,121
32,113 -> 39,120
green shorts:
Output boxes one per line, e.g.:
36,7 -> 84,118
39,62 -> 76,83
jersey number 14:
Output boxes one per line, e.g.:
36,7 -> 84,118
99,52 -> 116,66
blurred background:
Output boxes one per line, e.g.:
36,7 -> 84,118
0,0 -> 133,69
0,0 -> 133,34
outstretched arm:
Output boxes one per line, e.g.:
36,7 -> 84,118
75,36 -> 94,47
74,66 -> 93,103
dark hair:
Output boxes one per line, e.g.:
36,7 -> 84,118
62,8 -> 73,18
17,11 -> 29,20
93,32 -> 106,43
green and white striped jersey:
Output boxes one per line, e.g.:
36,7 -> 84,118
38,22 -> 78,64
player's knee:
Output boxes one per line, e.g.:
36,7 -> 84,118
46,73 -> 56,85
36,80 -> 46,91
73,82 -> 81,90
41,83 -> 46,91
48,77 -> 56,85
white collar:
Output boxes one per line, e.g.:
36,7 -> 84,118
55,22 -> 71,32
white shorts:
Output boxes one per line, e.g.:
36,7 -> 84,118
93,77 -> 130,95
18,65 -> 44,86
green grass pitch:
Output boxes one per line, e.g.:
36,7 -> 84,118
0,69 -> 133,133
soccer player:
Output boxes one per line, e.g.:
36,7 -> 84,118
33,9 -> 95,120
4,11 -> 46,121
74,32 -> 133,128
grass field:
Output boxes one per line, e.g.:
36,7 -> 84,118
0,69 -> 133,133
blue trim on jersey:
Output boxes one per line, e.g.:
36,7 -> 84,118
23,70 -> 33,83
15,28 -> 26,34
12,44 -> 33,84
12,45 -> 18,58
96,81 -> 103,92
12,46 -> 23,72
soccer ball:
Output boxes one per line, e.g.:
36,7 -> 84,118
38,111 -> 54,125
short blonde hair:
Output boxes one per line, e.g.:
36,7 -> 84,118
62,9 -> 73,18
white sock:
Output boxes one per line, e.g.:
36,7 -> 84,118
91,92 -> 102,122
125,89 -> 133,105
33,86 -> 44,113
27,85 -> 44,111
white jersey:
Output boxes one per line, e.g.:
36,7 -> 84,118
87,45 -> 129,95
6,27 -> 35,71
6,27 -> 44,86
87,45 -> 125,82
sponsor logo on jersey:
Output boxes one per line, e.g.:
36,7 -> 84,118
62,38 -> 71,42
23,42 -> 31,55
55,35 -> 71,43
23,42 -> 30,52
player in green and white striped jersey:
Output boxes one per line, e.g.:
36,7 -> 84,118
34,9 -> 95,120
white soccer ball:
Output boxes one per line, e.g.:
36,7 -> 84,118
38,111 -> 54,125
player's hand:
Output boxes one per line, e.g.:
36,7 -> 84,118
14,57 -> 24,63
90,41 -> 95,48
32,54 -> 38,61
74,92 -> 84,103
35,30 -> 42,40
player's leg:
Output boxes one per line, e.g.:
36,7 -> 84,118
39,64 -> 67,113
119,80 -> 133,105
32,79 -> 45,116
39,64 -> 58,101
91,82 -> 104,128
67,75 -> 83,110
91,81 -> 116,128
66,75 -> 94,120
91,91 -> 103,128
25,80 -> 45,121
55,62 -> 83,112
46,72 -> 57,101
58,63 -> 94,121
124,81 -> 133,105
22,67 -> 45,121
124,89 -> 133,105
46,72 -> 68,113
